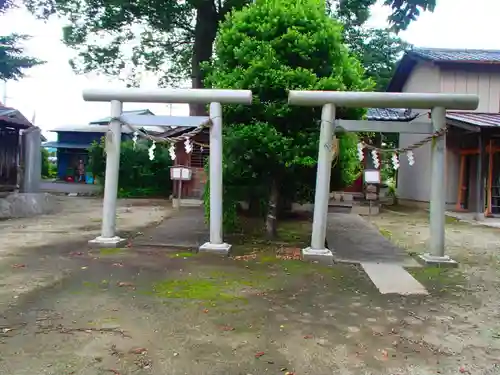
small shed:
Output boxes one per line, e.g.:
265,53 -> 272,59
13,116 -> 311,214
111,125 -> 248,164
0,106 -> 36,192
44,125 -> 132,182
43,110 -> 161,182
165,126 -> 209,200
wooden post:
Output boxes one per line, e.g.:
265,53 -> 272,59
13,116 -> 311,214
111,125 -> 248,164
475,132 -> 484,220
487,139 -> 493,216
456,154 -> 465,211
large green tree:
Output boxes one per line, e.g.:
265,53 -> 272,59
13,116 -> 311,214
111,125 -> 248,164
0,34 -> 44,81
0,4 -> 44,82
0,0 -> 13,12
23,0 -> 428,111
204,0 -> 372,236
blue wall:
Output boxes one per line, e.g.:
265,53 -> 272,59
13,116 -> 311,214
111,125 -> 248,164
55,131 -> 132,179
56,150 -> 86,179
58,131 -> 104,146
56,131 -> 103,179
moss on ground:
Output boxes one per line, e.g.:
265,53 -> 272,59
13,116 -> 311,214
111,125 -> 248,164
99,248 -> 125,256
148,214 -> 422,305
410,267 -> 467,295
152,276 -> 249,302
445,216 -> 460,224
227,217 -> 312,256
169,251 -> 195,258
378,228 -> 392,239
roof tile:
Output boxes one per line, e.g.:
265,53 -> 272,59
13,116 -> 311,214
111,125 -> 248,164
367,108 -> 418,122
446,112 -> 500,128
411,48 -> 500,63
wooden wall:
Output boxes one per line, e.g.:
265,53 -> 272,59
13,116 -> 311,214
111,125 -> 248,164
0,125 -> 20,191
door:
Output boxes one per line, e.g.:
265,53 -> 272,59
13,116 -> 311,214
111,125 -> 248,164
490,152 -> 500,215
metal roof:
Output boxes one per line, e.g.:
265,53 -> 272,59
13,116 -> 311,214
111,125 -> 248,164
42,141 -> 91,149
411,48 -> 500,63
0,106 -> 33,129
90,109 -> 155,124
48,125 -> 109,133
446,112 -> 500,128
0,107 -> 18,117
47,124 -> 165,134
367,108 -> 418,122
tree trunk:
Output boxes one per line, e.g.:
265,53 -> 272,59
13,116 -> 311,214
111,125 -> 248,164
266,178 -> 279,238
190,1 -> 219,116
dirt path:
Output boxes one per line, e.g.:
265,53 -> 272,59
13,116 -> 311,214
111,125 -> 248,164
0,207 -> 499,374
0,196 -> 171,307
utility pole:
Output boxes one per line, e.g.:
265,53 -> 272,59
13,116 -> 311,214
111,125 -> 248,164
1,80 -> 7,105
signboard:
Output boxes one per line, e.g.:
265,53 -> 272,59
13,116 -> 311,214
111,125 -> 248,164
363,169 -> 380,184
170,167 -> 192,181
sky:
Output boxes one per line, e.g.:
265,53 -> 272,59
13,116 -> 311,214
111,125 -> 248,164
0,0 -> 499,141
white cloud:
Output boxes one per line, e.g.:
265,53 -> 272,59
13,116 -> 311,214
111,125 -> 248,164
369,0 -> 500,49
1,0 -> 499,141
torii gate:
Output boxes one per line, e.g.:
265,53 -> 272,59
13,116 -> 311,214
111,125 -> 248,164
288,91 -> 479,266
82,88 -> 252,254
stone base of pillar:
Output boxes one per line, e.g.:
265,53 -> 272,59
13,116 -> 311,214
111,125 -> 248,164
302,247 -> 334,264
474,212 -> 485,221
88,236 -> 127,248
198,242 -> 231,255
417,253 -> 458,268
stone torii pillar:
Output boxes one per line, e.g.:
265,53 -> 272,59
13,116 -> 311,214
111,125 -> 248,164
288,91 -> 479,265
82,88 -> 252,254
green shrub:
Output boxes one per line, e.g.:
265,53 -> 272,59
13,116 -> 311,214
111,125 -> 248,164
88,138 -> 173,198
41,148 -> 50,178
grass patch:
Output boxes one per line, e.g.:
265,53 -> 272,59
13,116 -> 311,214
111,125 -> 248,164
445,216 -> 460,224
152,272 -> 256,303
378,228 -> 392,239
169,251 -> 195,258
277,220 -> 312,244
228,216 -> 311,256
99,248 -> 124,256
260,257 -> 315,275
410,267 -> 467,295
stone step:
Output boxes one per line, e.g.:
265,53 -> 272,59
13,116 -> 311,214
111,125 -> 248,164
361,262 -> 428,296
328,204 -> 352,214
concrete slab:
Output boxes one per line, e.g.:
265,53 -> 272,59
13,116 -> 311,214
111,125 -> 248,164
361,262 -> 428,296
40,181 -> 100,195
134,207 -> 208,249
417,253 -> 458,268
88,236 -> 127,248
301,247 -> 334,265
326,213 -> 418,266
198,242 -> 231,255
0,192 -> 58,219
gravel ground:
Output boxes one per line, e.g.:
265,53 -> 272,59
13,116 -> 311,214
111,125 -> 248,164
0,196 -> 171,306
0,204 -> 499,375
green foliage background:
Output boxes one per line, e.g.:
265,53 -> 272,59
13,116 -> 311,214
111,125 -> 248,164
88,138 -> 173,198
41,148 -> 56,178
203,0 -> 372,232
